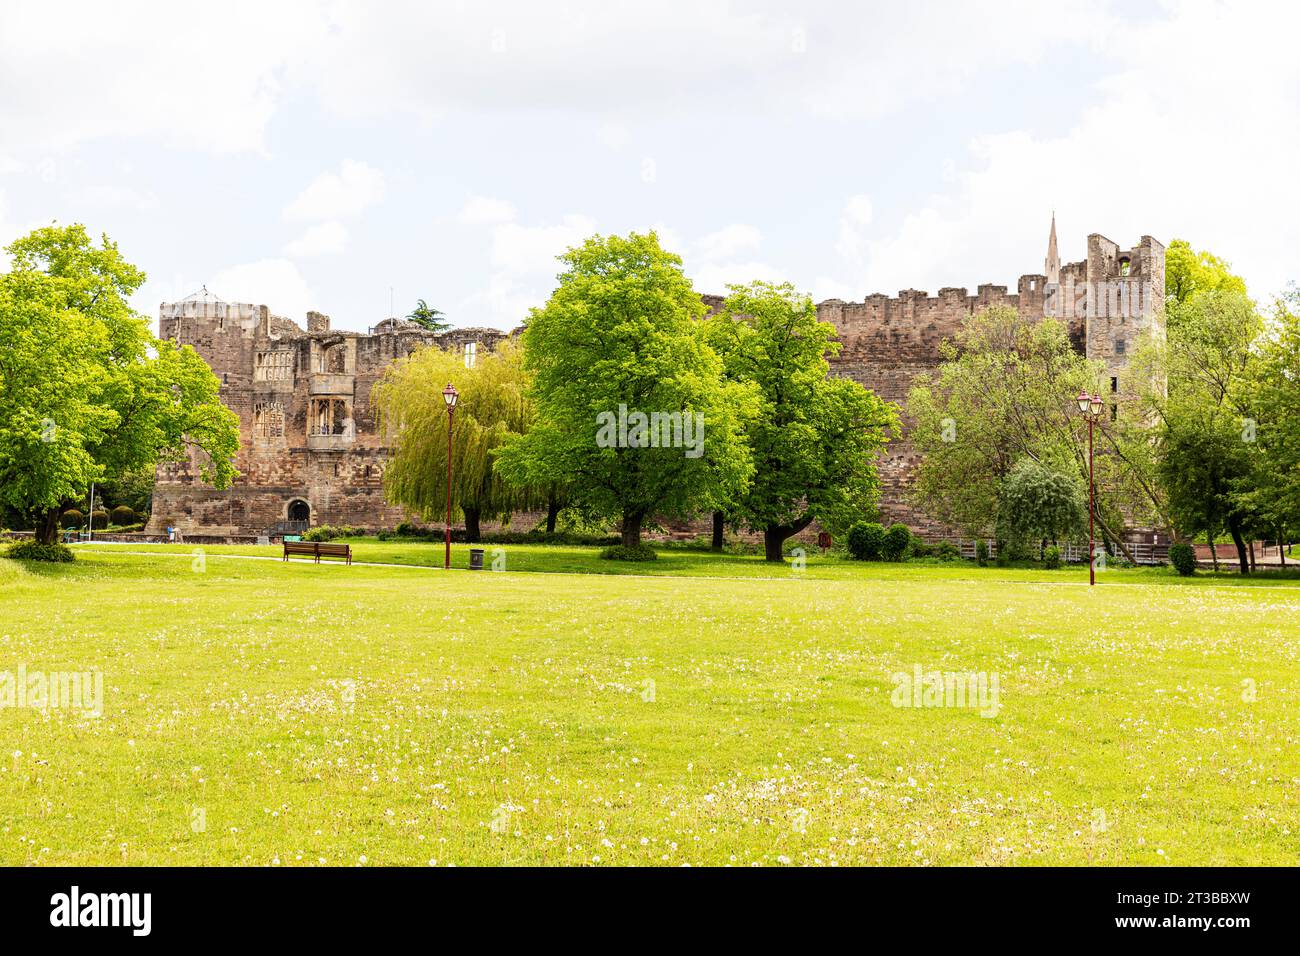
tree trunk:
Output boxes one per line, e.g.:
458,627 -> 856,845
1249,539 -> 1256,572
545,494 -> 560,536
1227,516 -> 1250,574
1209,531 -> 1219,572
763,526 -> 786,562
621,511 -> 644,548
36,506 -> 61,546
1279,529 -> 1287,568
711,511 -> 724,552
462,506 -> 481,543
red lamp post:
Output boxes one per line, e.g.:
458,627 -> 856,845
442,383 -> 459,570
1077,389 -> 1104,585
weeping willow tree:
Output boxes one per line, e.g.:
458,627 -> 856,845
372,339 -> 543,540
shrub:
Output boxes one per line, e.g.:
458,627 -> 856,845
61,509 -> 84,529
303,525 -> 363,542
6,541 -> 75,562
1043,545 -> 1062,570
90,510 -> 108,530
109,505 -> 136,526
975,540 -> 989,566
395,521 -> 421,537
598,543 -> 658,562
882,523 -> 911,561
934,541 -> 961,562
1169,541 -> 1196,576
846,521 -> 886,560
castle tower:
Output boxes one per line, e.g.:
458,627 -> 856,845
1044,212 -> 1060,287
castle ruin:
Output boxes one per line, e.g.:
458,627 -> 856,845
148,222 -> 1164,539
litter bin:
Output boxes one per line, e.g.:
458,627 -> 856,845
469,548 -> 485,570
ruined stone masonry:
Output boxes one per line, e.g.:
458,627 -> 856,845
149,223 -> 1163,538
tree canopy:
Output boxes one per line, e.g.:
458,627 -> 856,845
373,338 -> 541,540
0,225 -> 239,544
706,281 -> 898,560
406,299 -> 449,332
494,232 -> 755,547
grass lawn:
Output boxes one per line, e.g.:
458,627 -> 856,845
1,545 -> 1298,866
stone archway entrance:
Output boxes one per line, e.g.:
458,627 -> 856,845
288,499 -> 311,523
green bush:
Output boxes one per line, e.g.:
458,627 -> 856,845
934,541 -> 961,561
846,521 -> 885,560
882,524 -> 911,562
90,510 -> 108,530
1043,545 -> 1062,570
109,505 -> 136,526
303,525 -> 363,542
1169,541 -> 1196,576
61,509 -> 83,529
6,541 -> 75,562
394,521 -> 421,537
975,540 -> 990,566
598,543 -> 658,562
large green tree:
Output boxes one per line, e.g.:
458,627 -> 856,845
495,232 -> 754,548
997,457 -> 1086,556
0,225 -> 239,544
373,339 -> 541,540
1134,289 -> 1263,572
705,281 -> 898,561
1164,239 -> 1248,312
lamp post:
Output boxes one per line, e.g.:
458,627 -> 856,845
1077,390 -> 1104,585
443,383 -> 459,570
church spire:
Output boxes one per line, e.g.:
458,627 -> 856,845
1044,211 -> 1060,286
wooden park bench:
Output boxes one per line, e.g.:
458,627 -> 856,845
282,540 -> 352,565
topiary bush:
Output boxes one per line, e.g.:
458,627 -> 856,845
1043,545 -> 1062,570
882,523 -> 911,562
846,521 -> 886,560
90,510 -> 108,530
598,543 -> 658,561
1169,541 -> 1196,576
61,509 -> 84,529
109,505 -> 136,526
6,541 -> 75,562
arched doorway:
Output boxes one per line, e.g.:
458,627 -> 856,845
288,499 -> 310,523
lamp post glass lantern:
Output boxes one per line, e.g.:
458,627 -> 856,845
443,383 -> 458,570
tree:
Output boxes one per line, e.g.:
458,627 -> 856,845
373,339 -> 541,541
495,232 -> 754,548
1136,289 -> 1263,572
705,281 -> 898,561
406,299 -> 449,332
0,225 -> 239,544
1236,286 -> 1300,553
1164,239 -> 1248,311
997,457 -> 1086,557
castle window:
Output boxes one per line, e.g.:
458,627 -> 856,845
464,341 -> 477,369
310,398 -> 351,436
1111,377 -> 1119,394
1115,337 -> 1126,355
254,401 -> 286,439
254,349 -> 293,381
321,343 -> 348,373
1118,257 -> 1131,276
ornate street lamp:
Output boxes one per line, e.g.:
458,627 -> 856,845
1077,389 -> 1104,585
443,383 -> 459,570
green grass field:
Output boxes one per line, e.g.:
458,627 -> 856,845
2,543 -> 1298,866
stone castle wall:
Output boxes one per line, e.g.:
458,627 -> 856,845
151,230 -> 1164,539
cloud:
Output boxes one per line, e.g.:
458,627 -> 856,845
457,196 -> 517,226
694,224 -> 762,262
0,1 -> 325,154
284,220 -> 348,258
825,2 -> 1300,300
456,208 -> 599,327
834,195 -> 873,265
209,258 -> 316,320
284,160 -> 385,222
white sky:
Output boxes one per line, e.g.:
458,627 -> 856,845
1,0 -> 1296,332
